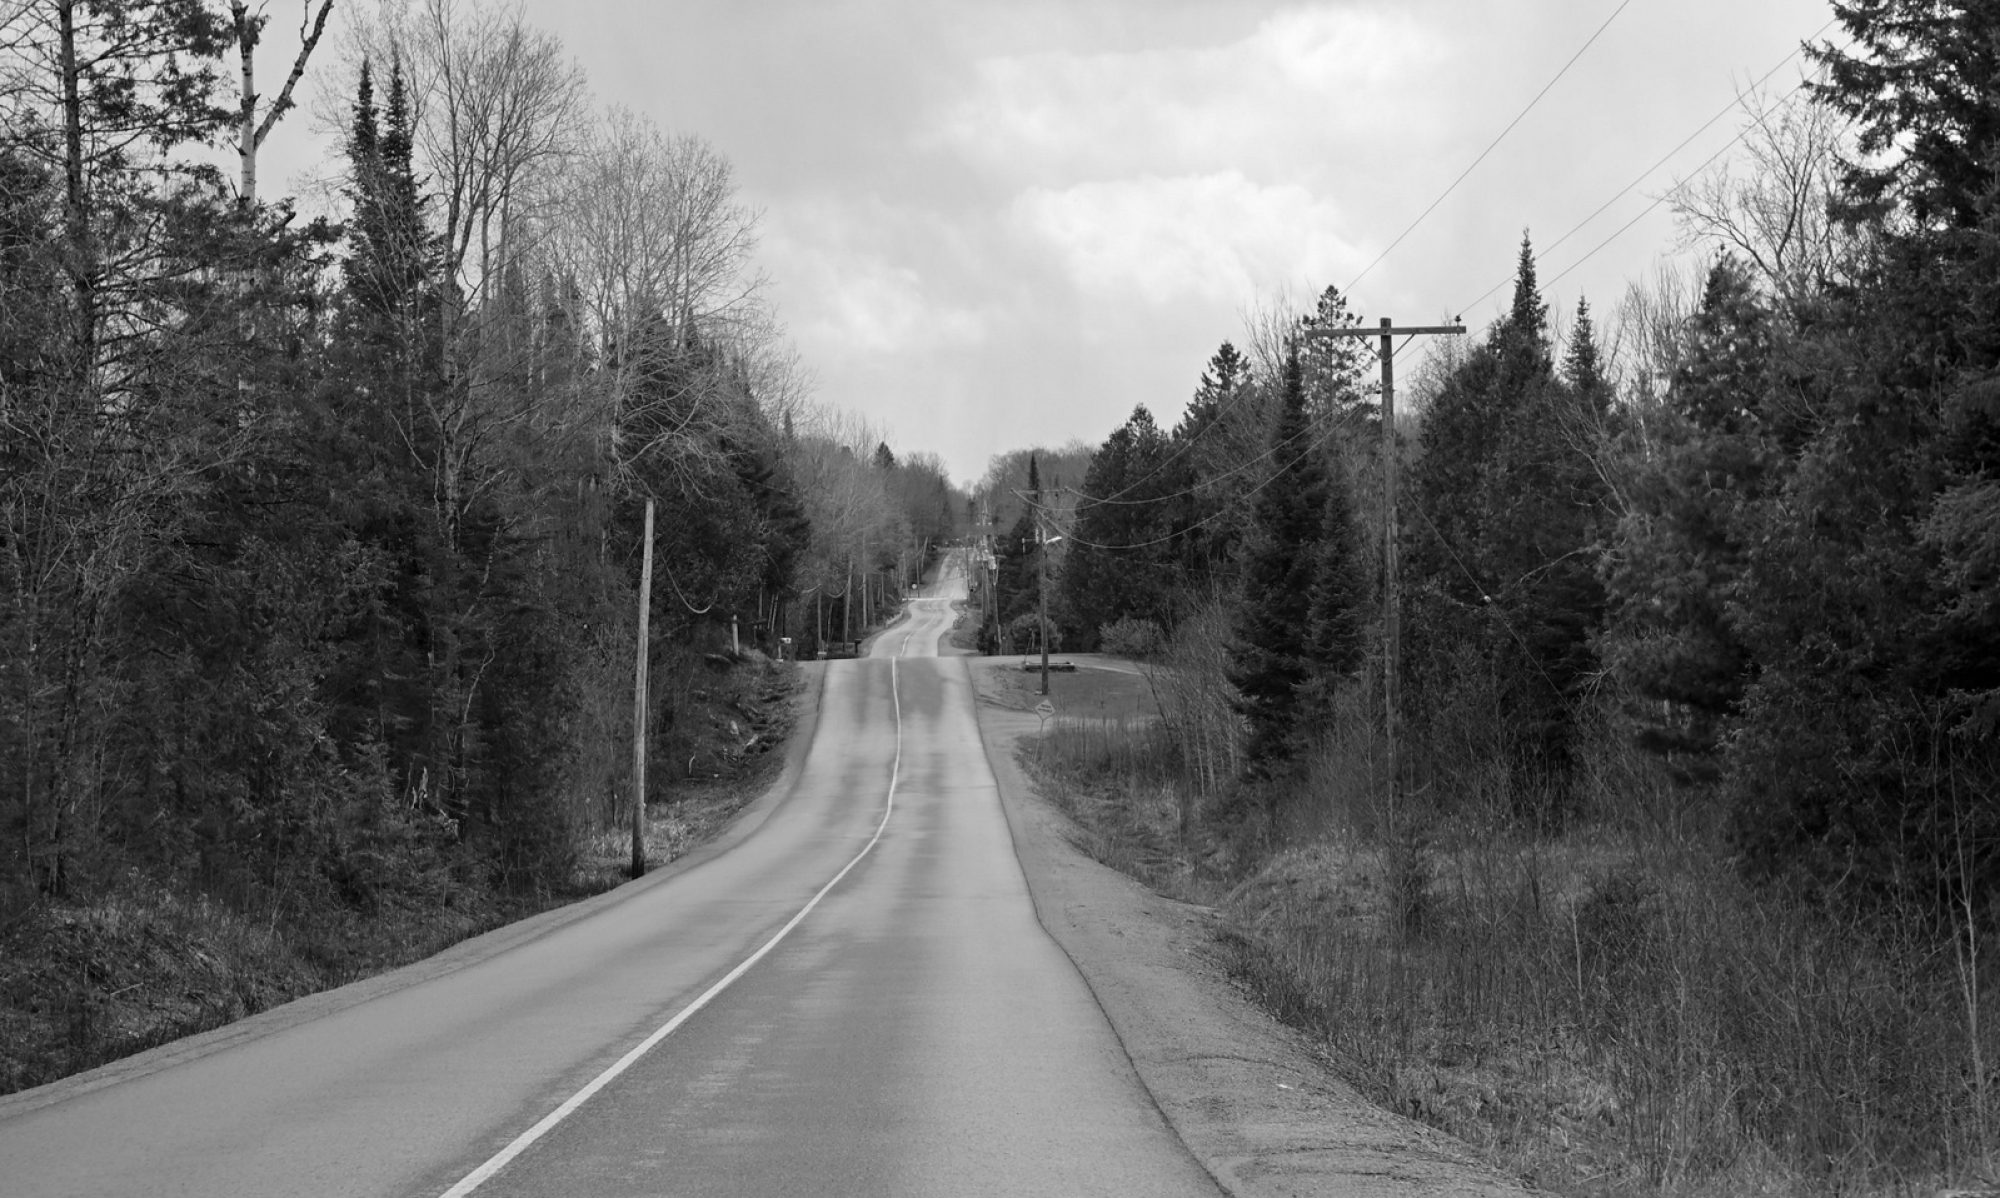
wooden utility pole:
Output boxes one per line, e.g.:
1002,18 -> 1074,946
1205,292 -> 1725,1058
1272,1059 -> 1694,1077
1037,520 -> 1051,695
1308,318 -> 1464,817
631,497 -> 655,878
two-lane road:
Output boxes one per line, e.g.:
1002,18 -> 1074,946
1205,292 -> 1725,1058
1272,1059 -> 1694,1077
0,552 -> 1218,1196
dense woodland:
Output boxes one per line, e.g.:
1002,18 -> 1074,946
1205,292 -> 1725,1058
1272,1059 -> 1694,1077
1012,0 -> 2000,930
0,0 -> 961,972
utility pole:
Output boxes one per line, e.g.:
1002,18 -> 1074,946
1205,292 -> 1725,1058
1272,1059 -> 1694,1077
1038,519 -> 1050,695
631,497 -> 654,879
1308,317 -> 1463,819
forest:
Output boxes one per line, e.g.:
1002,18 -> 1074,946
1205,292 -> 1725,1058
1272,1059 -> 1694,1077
0,0 -> 960,1089
7,0 -> 2000,1186
1003,2 -> 2000,1191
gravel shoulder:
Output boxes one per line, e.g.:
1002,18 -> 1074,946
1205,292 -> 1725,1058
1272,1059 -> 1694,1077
967,656 -> 1539,1198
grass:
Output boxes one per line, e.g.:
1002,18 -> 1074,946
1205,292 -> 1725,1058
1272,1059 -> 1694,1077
1018,666 -> 2000,1198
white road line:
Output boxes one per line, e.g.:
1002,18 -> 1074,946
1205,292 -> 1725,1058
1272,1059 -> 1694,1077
437,659 -> 904,1197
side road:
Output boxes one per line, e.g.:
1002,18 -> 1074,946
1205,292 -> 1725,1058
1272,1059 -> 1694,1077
966,658 -> 1538,1198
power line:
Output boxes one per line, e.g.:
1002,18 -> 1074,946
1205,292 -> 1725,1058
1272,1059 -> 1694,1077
1046,339 -> 1373,511
1443,21 -> 1841,334
1038,17 -> 1841,543
1033,413 -> 1350,552
1543,72 -> 1825,289
1343,0 -> 1636,295
1538,22 -> 1832,264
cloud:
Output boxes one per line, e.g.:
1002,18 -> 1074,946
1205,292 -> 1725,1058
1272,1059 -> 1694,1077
761,200 -> 992,357
928,4 -> 1446,182
1010,172 -> 1366,306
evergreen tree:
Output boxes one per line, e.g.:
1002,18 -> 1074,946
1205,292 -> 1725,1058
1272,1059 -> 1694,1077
343,56 -> 430,321
991,454 -> 1044,652
1407,236 -> 1610,811
1063,405 -> 1169,647
1299,451 -> 1368,724
1229,343 -> 1330,774
1606,259 -> 1774,777
1166,341 -> 1256,585
1297,285 -> 1372,430
1496,232 -> 1552,394
1563,298 -> 1607,407
1693,0 -> 2000,910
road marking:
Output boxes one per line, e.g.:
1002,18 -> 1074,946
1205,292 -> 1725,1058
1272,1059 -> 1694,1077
438,659 -> 905,1197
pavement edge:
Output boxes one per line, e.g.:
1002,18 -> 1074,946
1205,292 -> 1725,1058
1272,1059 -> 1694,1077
967,657 -> 1540,1198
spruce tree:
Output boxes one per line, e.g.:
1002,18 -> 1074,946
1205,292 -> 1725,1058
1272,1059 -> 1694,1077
1607,258 -> 1772,775
1229,343 -> 1329,774
1168,341 -> 1254,584
1063,406 -> 1169,647
1299,451 -> 1368,726
1407,236 -> 1608,812
993,454 -> 1043,650
1297,285 -> 1372,430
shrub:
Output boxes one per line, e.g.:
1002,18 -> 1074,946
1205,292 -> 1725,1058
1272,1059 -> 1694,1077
1004,612 -> 1062,654
1098,616 -> 1165,658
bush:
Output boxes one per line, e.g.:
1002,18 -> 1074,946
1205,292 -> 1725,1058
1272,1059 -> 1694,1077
1098,616 -> 1165,658
1004,612 -> 1061,654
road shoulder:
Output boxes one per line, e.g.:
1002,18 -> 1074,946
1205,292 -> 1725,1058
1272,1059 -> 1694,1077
967,657 -> 1537,1198
0,662 -> 834,1122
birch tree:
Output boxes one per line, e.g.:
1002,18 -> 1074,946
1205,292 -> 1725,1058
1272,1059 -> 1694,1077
229,0 -> 333,203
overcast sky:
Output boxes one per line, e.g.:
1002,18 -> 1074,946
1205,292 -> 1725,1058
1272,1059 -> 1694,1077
264,0 -> 1837,487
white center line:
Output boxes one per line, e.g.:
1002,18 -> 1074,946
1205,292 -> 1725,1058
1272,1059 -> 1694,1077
437,658 -> 904,1198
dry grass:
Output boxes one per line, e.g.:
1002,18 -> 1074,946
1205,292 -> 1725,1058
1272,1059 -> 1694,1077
1021,661 -> 2000,1198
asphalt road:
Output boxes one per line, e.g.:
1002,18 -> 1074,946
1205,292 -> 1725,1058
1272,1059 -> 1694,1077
0,553 -> 1218,1197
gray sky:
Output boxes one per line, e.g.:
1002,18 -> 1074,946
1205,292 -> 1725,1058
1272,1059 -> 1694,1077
265,0 -> 1837,486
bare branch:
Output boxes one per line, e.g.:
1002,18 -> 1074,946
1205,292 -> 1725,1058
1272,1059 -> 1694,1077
252,0 -> 332,147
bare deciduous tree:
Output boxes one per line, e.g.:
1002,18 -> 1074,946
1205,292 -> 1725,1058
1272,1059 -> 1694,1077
335,0 -> 587,317
1672,85 -> 1854,301
540,108 -> 766,495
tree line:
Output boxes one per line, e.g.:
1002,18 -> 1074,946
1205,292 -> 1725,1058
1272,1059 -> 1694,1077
0,0 -> 962,931
1026,0 -> 1999,923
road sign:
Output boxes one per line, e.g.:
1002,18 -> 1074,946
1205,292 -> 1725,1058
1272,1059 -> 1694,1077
1035,700 -> 1055,720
